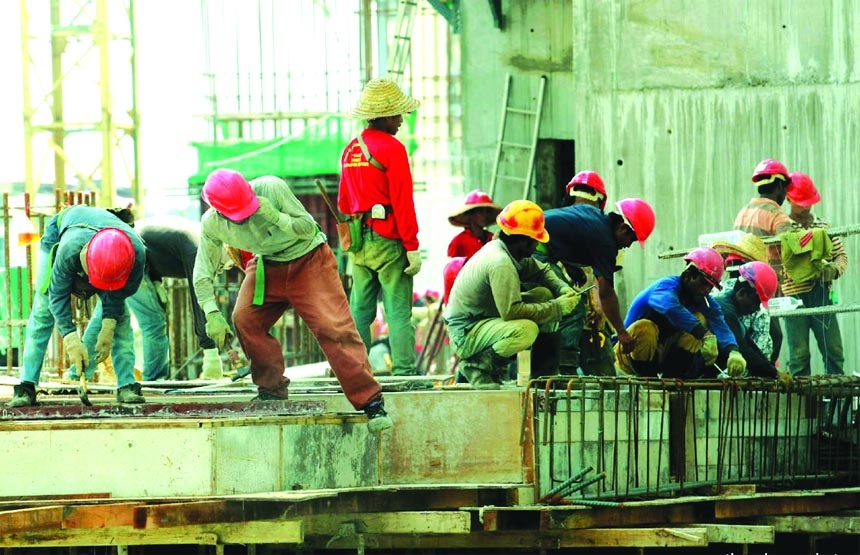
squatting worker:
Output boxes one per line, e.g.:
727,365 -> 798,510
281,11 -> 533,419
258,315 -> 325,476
6,206 -> 146,407
194,169 -> 393,433
339,78 -> 422,376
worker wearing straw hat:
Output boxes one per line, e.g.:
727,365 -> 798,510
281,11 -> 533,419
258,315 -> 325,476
339,78 -> 422,376
447,190 -> 502,259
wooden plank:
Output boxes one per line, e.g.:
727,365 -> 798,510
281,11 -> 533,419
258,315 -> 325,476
559,527 -> 708,548
304,511 -> 471,535
696,524 -> 774,544
0,519 -> 303,547
754,515 -> 860,534
715,492 -> 860,519
547,503 -> 707,530
62,503 -> 139,529
134,500 -> 230,529
0,506 -> 63,533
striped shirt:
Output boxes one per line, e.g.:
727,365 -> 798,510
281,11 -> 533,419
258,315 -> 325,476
734,198 -> 794,274
780,215 -> 848,296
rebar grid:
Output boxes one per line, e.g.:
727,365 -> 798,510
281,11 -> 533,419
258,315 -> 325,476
528,375 -> 860,502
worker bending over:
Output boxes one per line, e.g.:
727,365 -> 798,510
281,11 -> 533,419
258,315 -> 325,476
194,169 -> 393,433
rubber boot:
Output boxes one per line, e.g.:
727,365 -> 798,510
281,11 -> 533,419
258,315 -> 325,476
530,332 -> 561,379
116,383 -> 146,404
200,348 -> 224,379
459,349 -> 502,390
7,382 -> 37,407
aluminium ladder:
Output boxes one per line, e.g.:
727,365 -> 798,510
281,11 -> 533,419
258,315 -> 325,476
386,0 -> 419,86
489,74 -> 547,200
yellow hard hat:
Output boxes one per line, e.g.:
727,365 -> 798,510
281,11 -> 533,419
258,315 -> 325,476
496,200 -> 549,243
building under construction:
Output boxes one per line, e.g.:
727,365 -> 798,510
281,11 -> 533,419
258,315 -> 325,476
1,1 -> 860,553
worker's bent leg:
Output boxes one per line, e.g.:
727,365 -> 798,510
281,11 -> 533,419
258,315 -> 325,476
126,276 -> 169,381
233,258 -> 292,392
283,245 -> 382,409
615,319 -> 659,376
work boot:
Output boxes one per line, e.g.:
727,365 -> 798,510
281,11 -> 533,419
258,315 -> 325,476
252,381 -> 289,401
116,383 -> 145,404
7,382 -> 37,407
200,348 -> 224,380
459,349 -> 502,390
363,398 -> 394,433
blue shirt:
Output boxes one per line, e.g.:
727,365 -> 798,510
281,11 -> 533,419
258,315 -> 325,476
625,275 -> 737,350
543,204 -> 618,282
41,206 -> 145,336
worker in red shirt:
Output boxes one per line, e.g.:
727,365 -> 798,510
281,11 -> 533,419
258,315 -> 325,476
446,190 -> 502,259
339,78 -> 422,376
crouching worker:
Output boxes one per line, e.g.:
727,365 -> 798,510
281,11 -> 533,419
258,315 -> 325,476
616,247 -> 746,379
7,206 -> 146,406
194,169 -> 393,432
443,200 -> 580,388
711,262 -> 794,386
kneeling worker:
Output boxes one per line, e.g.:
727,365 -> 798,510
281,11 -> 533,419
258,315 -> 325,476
616,247 -> 746,379
443,200 -> 580,388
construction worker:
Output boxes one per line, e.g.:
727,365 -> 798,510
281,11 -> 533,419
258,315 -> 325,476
616,247 -> 746,379
711,232 -> 779,363
443,200 -> 580,388
540,193 -> 656,375
447,190 -> 502,259
710,261 -> 793,385
781,172 -> 847,376
6,206 -> 146,407
338,78 -> 422,377
69,215 -> 233,382
193,169 -> 393,433
563,170 -> 608,210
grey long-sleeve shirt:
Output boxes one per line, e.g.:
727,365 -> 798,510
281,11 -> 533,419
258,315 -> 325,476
193,176 -> 325,315
443,239 -> 570,344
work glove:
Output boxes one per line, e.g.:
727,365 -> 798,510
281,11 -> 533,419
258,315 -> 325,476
404,250 -> 422,276
700,334 -> 718,366
254,197 -> 281,225
205,311 -> 233,350
64,331 -> 89,375
726,350 -> 747,377
556,291 -> 581,316
776,370 -> 795,390
95,318 -> 117,363
819,262 -> 838,282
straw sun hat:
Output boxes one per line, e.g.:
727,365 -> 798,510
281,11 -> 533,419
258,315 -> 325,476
348,78 -> 421,120
711,232 -> 767,264
448,190 -> 502,227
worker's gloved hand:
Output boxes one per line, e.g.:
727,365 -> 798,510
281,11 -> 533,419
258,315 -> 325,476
559,286 -> 575,297
254,197 -> 281,226
205,311 -> 233,350
700,334 -> 718,366
820,262 -> 839,282
616,330 -> 636,354
726,350 -> 747,377
95,318 -> 117,363
556,291 -> 581,316
776,369 -> 795,389
404,251 -> 422,276
64,331 -> 89,374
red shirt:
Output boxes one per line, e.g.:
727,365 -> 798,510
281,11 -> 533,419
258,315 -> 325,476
447,228 -> 493,259
338,129 -> 420,251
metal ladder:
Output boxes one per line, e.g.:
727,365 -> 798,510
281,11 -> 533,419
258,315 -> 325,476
386,0 -> 419,86
489,74 -> 547,200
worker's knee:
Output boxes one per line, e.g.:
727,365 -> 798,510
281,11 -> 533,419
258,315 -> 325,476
626,319 -> 660,362
493,320 -> 540,358
521,286 -> 553,304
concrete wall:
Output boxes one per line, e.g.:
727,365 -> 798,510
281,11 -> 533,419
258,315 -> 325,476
461,0 -> 860,373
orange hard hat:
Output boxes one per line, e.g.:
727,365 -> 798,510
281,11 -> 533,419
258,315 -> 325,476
738,261 -> 778,306
86,228 -> 135,291
683,247 -> 725,289
615,198 -> 655,247
787,172 -> 821,207
751,159 -> 789,185
202,169 -> 260,222
496,200 -> 549,243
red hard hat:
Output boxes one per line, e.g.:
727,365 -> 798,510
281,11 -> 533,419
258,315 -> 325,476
787,172 -> 821,207
751,159 -> 789,184
566,170 -> 608,206
738,261 -> 778,306
202,169 -> 260,222
443,257 -> 467,304
683,247 -> 725,289
615,198 -> 655,247
86,228 -> 135,291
